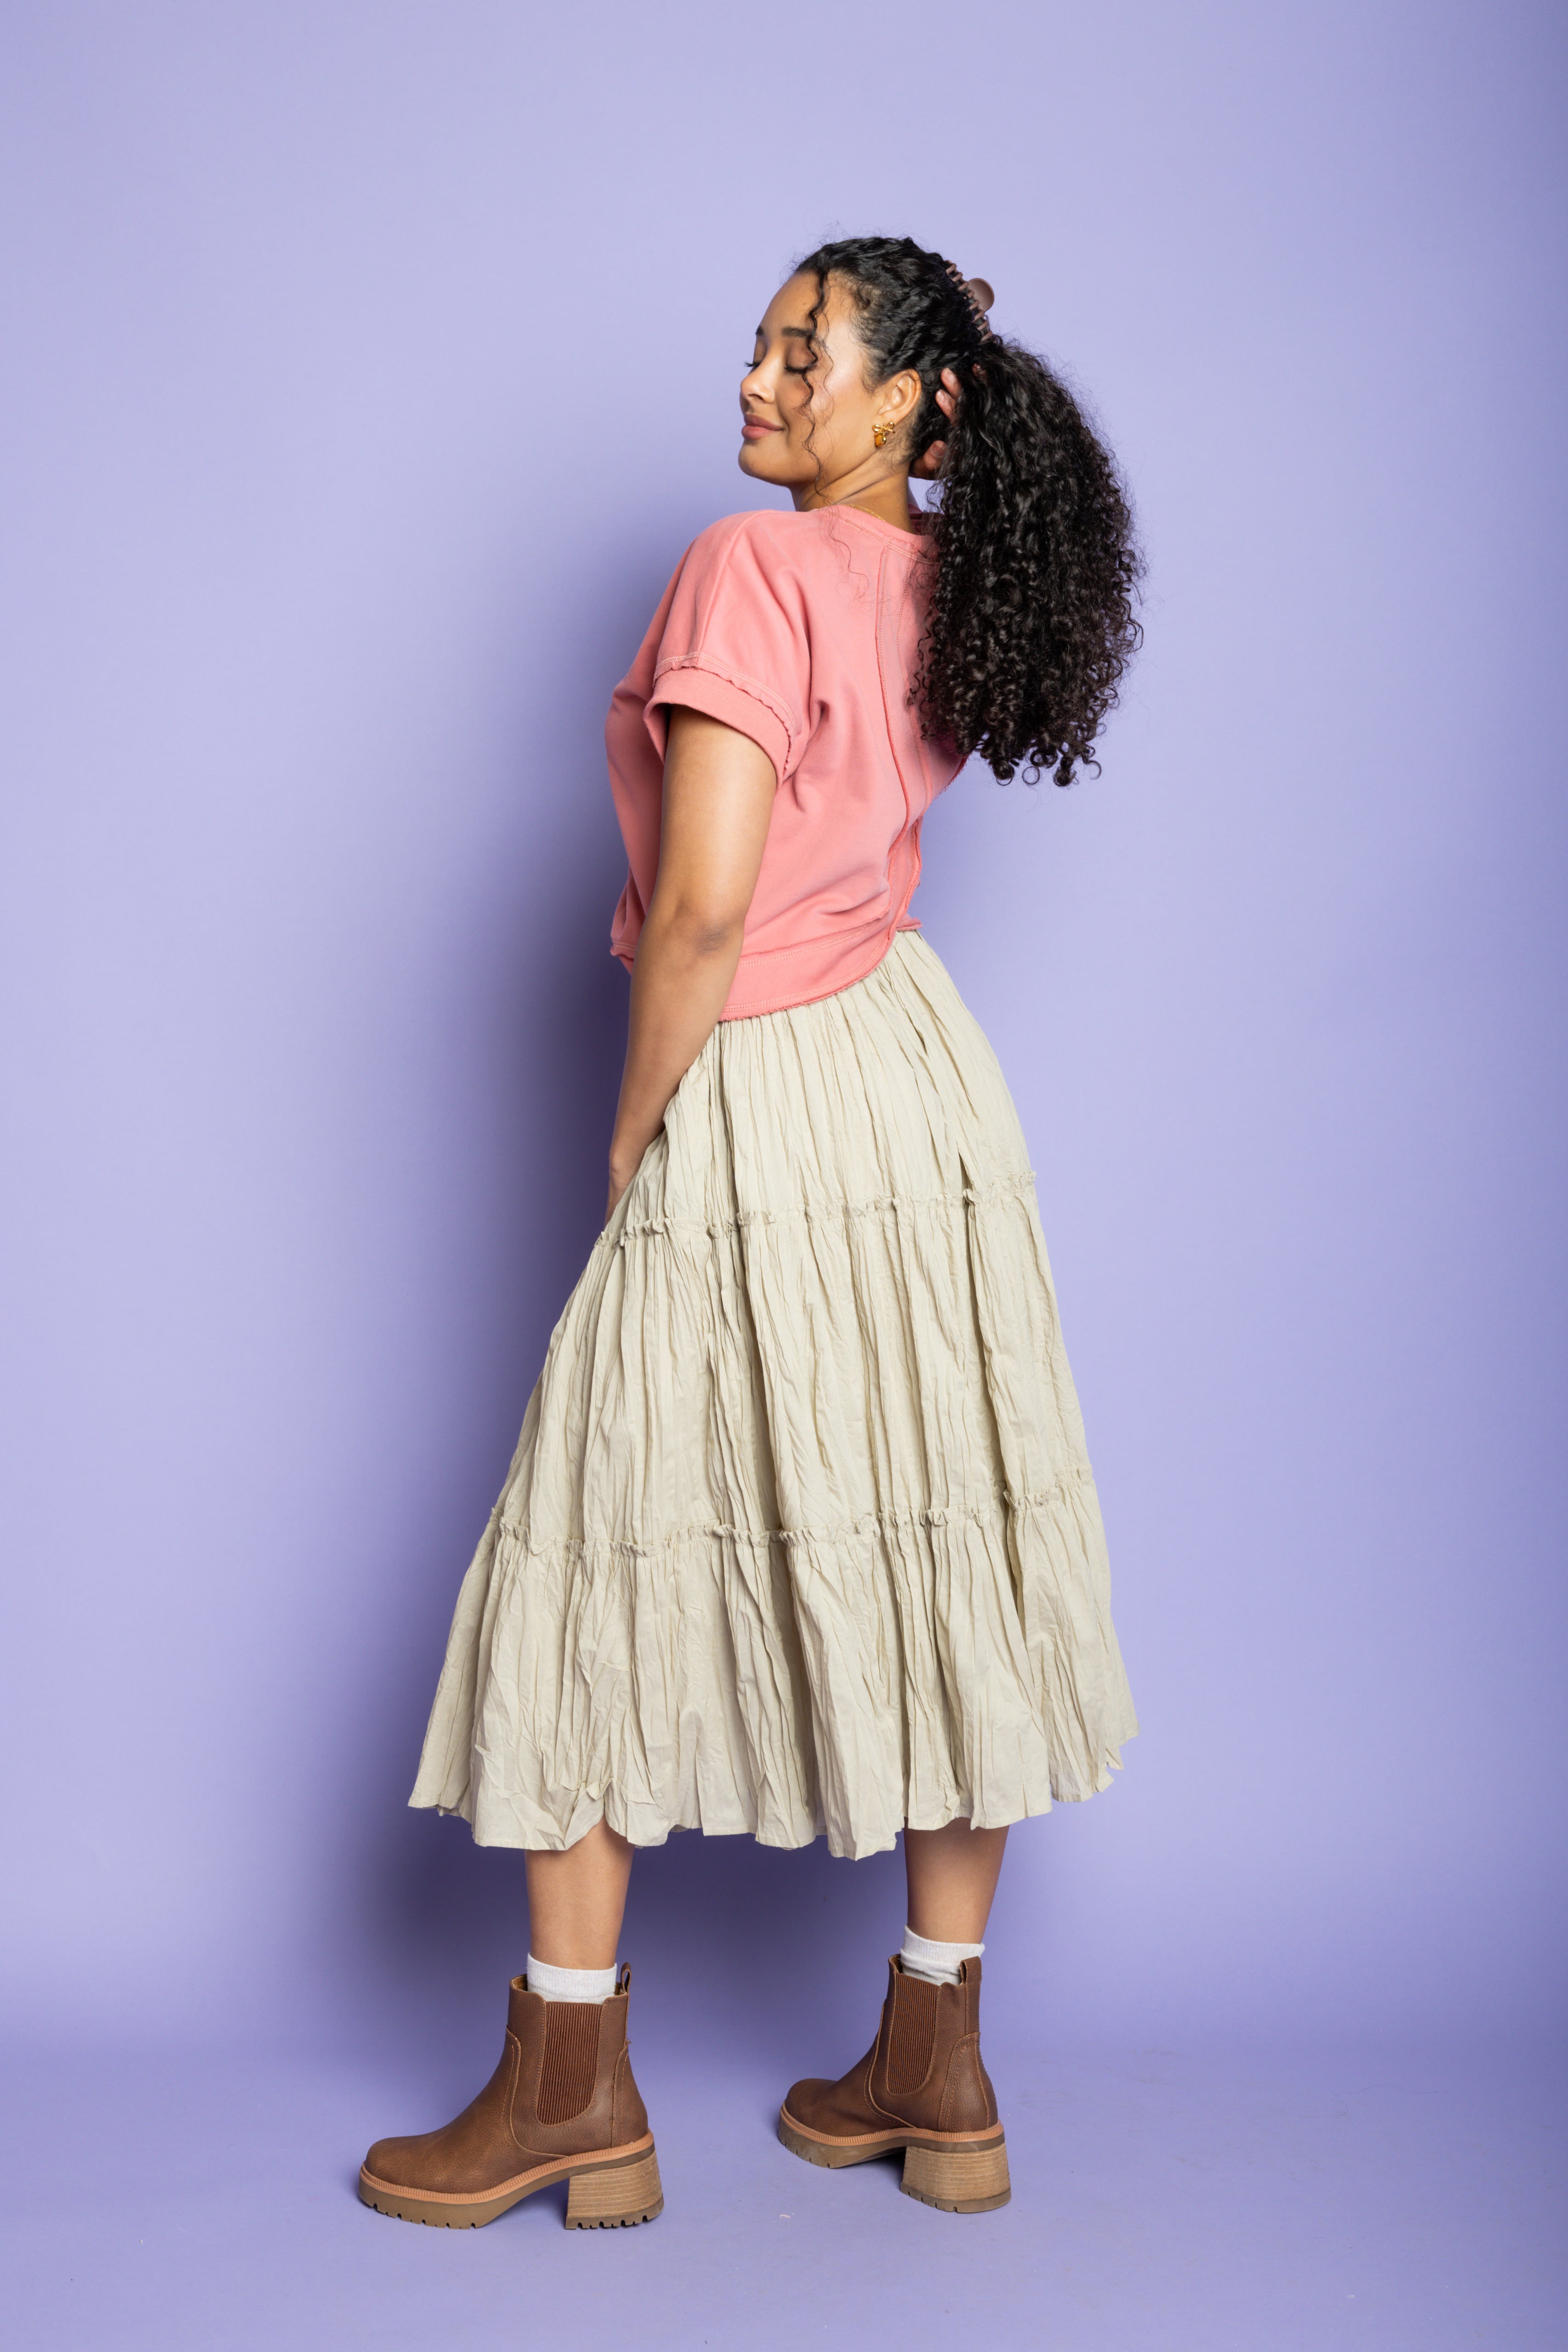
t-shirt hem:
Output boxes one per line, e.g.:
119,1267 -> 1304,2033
718,923 -> 909,1021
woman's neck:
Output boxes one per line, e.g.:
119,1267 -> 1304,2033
792,467 -> 919,534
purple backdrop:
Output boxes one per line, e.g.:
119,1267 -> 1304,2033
2,3 -> 1564,2344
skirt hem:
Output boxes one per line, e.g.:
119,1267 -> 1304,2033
412,1734 -> 1135,1862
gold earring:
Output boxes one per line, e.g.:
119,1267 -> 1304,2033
873,422 -> 893,449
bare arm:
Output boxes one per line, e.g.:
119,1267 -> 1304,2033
606,707 -> 776,1219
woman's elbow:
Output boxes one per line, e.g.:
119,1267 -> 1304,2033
655,897 -> 748,959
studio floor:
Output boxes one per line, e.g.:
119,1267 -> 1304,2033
7,2034 -> 1561,2350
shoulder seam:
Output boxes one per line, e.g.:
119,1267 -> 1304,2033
684,525 -> 746,663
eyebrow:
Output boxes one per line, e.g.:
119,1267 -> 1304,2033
755,324 -> 820,342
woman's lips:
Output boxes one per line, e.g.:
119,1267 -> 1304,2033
741,417 -> 783,439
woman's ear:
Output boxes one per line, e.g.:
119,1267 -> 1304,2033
883,366 -> 925,430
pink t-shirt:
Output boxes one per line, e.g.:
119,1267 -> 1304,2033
605,504 -> 964,1021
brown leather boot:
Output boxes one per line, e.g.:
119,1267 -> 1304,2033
360,1965 -> 662,2229
779,1955 -> 1010,2212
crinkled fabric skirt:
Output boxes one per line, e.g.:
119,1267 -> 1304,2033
411,932 -> 1136,1860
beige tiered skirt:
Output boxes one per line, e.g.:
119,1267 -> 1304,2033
411,932 -> 1136,1860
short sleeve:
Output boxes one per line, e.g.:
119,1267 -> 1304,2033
646,515 -> 810,783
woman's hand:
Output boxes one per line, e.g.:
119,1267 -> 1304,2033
910,368 -> 962,481
604,709 -> 776,1222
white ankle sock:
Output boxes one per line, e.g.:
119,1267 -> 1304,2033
525,1954 -> 618,2002
900,1926 -> 983,1986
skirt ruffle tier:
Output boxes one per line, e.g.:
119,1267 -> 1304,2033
411,932 -> 1136,1859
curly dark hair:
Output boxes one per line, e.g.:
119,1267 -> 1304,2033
795,235 -> 1143,783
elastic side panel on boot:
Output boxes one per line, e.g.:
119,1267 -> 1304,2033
536,2001 -> 602,2125
886,1972 -> 939,2094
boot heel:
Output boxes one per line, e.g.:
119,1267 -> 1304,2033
564,2149 -> 664,2228
901,2138 -> 1011,2213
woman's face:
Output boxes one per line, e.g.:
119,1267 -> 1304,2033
739,271 -> 919,502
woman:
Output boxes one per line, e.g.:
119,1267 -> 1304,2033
361,235 -> 1140,2231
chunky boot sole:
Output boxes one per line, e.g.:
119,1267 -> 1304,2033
564,2151 -> 665,2228
900,2139 -> 1012,2212
777,2107 -> 1010,2213
358,2133 -> 663,2230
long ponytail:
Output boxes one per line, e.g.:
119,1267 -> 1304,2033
796,236 -> 1142,784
